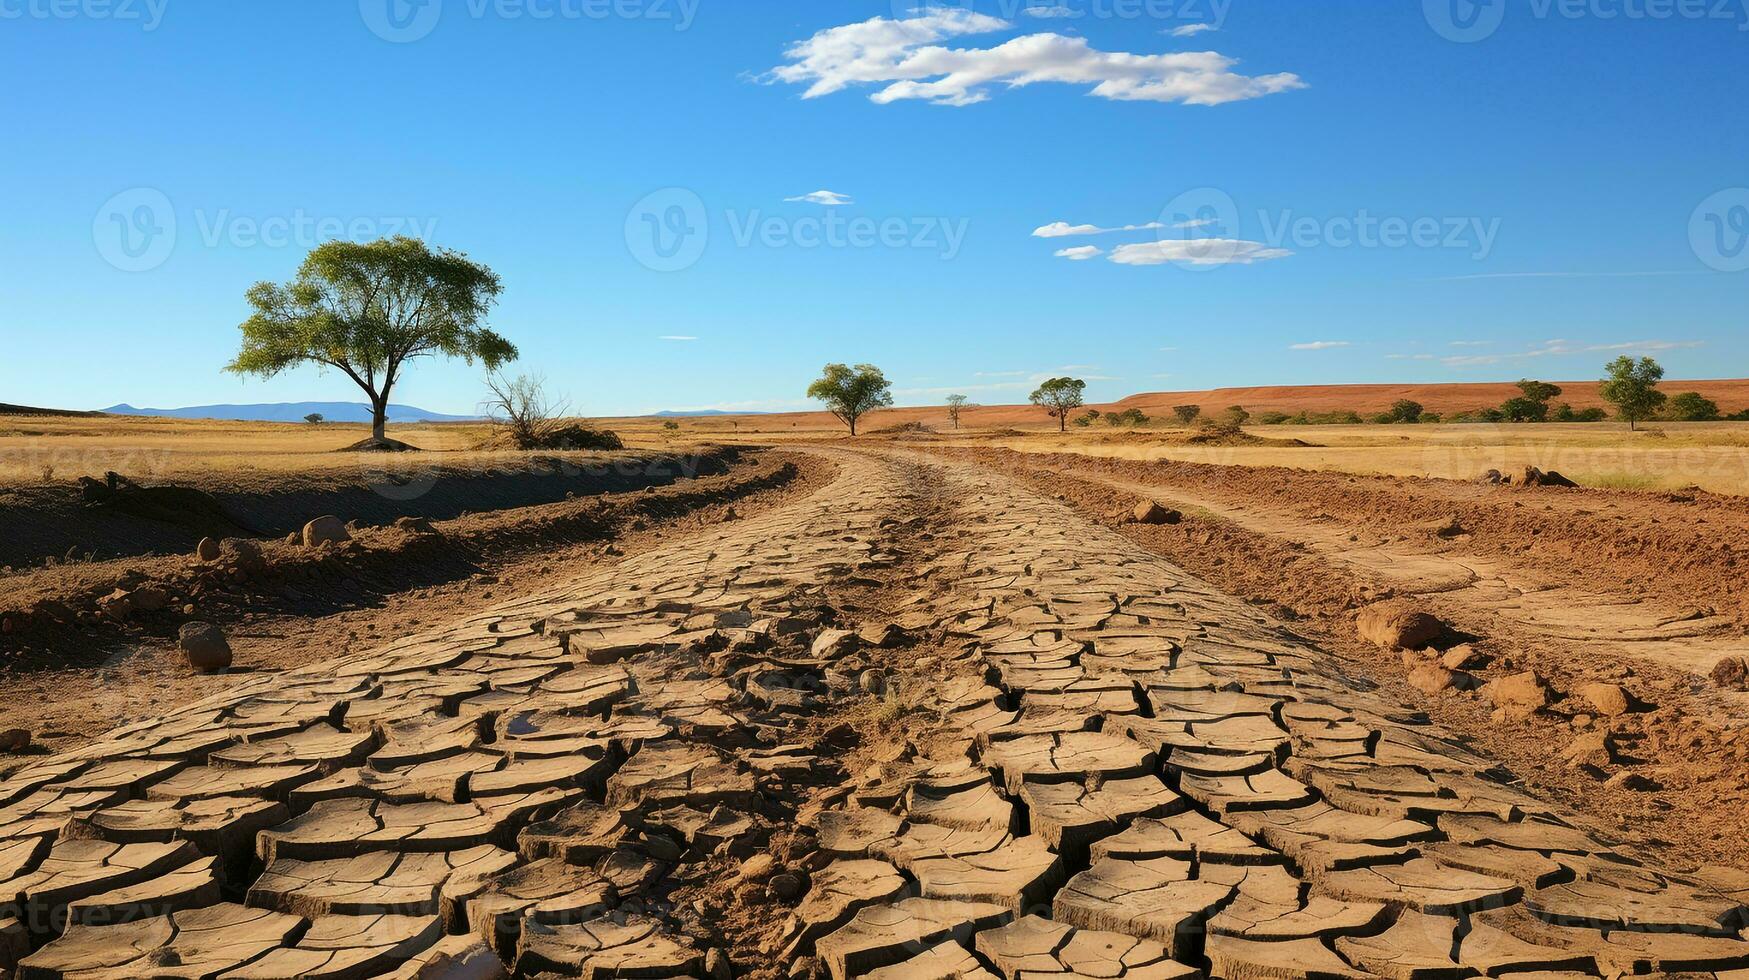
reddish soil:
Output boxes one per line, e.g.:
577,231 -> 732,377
935,445 -> 1749,873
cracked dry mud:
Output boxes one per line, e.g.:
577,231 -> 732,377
3,447 -> 1749,979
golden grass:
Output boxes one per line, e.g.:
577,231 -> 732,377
0,414 -> 694,488
976,422 -> 1749,494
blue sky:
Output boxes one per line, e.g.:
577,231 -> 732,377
2,0 -> 1744,415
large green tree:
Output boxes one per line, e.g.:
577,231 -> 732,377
1030,377 -> 1087,432
229,237 -> 517,447
807,363 -> 893,436
1599,356 -> 1666,431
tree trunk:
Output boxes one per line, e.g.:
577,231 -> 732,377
1058,412 -> 1066,433
372,398 -> 388,441
849,417 -> 857,437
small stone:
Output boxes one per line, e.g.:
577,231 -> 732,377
130,586 -> 170,612
1407,664 -> 1470,695
812,629 -> 862,659
1710,657 -> 1748,691
859,670 -> 887,696
1578,682 -> 1634,717
737,854 -> 777,883
301,516 -> 350,548
1132,500 -> 1182,525
1485,671 -> 1551,712
0,729 -> 29,753
769,871 -> 806,902
195,537 -> 220,561
722,507 -> 740,522
1441,644 -> 1486,670
177,621 -> 233,674
1561,730 -> 1618,769
96,589 -> 136,621
1356,601 -> 1445,650
1605,770 -> 1657,792
706,947 -> 733,980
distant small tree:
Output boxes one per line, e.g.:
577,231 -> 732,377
1499,396 -> 1549,423
1600,356 -> 1666,431
1516,379 -> 1563,404
945,394 -> 969,430
303,413 -> 324,425
1072,410 -> 1099,428
1223,405 -> 1251,426
1369,411 -> 1397,425
229,237 -> 517,448
1667,391 -> 1722,422
1172,405 -> 1202,426
1574,407 -> 1609,422
1256,411 -> 1291,425
1030,378 -> 1087,432
807,363 -> 894,436
1420,411 -> 1443,424
1388,399 -> 1424,424
662,420 -> 681,439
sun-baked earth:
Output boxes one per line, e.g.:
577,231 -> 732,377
2,445 -> 1749,979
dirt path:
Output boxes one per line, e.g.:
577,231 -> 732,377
2,446 -> 1747,979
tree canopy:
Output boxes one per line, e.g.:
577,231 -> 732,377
1030,377 -> 1087,432
807,363 -> 893,436
1599,356 -> 1666,430
945,394 -> 969,430
228,237 -> 516,446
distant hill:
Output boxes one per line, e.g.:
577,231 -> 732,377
652,410 -> 769,418
0,403 -> 102,418
102,402 -> 479,423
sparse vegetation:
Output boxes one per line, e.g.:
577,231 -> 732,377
807,363 -> 894,436
1030,377 -> 1087,433
1172,405 -> 1202,425
303,413 -> 324,425
945,394 -> 968,430
1667,391 -> 1722,422
229,237 -> 517,449
1601,356 -> 1666,431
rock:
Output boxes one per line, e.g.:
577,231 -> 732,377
737,854 -> 776,883
96,589 -> 136,621
1710,656 -> 1749,691
195,537 -> 221,561
1605,770 -> 1657,792
859,670 -> 887,696
769,871 -> 807,902
177,621 -> 233,673
1485,671 -> 1552,713
1520,466 -> 1578,488
1132,500 -> 1182,525
1478,469 -> 1508,485
302,516 -> 350,548
1356,602 -> 1444,651
858,624 -> 910,649
1578,681 -> 1634,717
1419,514 -> 1467,538
722,507 -> 740,522
130,586 -> 170,613
706,947 -> 733,980
1561,730 -> 1618,769
394,515 -> 436,534
1407,664 -> 1471,696
221,539 -> 265,574
0,729 -> 29,753
812,629 -> 862,660
1440,644 -> 1486,670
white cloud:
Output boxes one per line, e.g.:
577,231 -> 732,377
1169,23 -> 1217,37
659,335 -> 699,342
1108,239 -> 1292,266
1441,338 -> 1704,368
1034,220 -> 1167,238
1054,245 -> 1103,260
1290,341 -> 1351,351
1387,353 -> 1436,360
1448,340 -> 1492,347
785,190 -> 853,206
765,10 -> 1304,108
1022,4 -> 1075,17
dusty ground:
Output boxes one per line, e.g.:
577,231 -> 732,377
932,445 -> 1749,867
1,444 -> 1749,979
